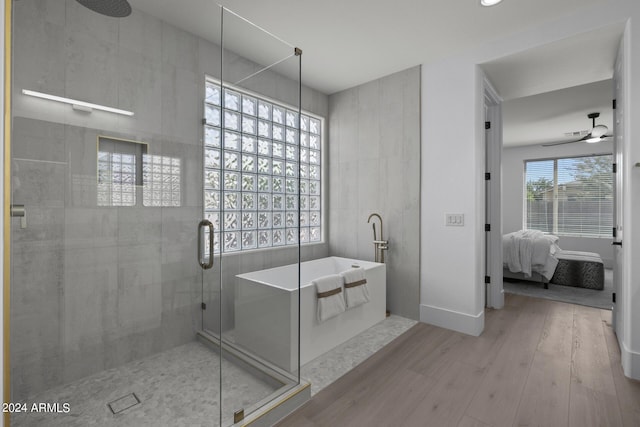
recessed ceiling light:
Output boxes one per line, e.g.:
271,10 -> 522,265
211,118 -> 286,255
480,0 -> 503,6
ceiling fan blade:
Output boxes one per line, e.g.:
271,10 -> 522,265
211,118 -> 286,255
543,134 -> 613,147
541,139 -> 584,147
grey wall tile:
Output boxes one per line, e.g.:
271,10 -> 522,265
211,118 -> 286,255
328,66 -> 421,320
65,0 -> 119,44
116,49 -> 163,135
161,22 -> 199,71
118,8 -> 163,63
12,118 -> 66,163
161,67 -> 200,145
357,108 -> 381,160
13,3 -> 66,95
65,31 -> 119,107
198,39 -> 222,79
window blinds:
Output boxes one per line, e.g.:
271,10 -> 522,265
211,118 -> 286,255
524,154 -> 613,237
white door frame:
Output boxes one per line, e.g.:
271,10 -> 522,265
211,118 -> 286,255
483,77 -> 504,309
612,33 -> 625,334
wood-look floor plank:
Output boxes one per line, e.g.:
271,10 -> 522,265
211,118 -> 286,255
401,360 -> 486,427
344,368 -> 437,427
571,305 -> 617,396
601,314 -> 640,427
513,351 -> 571,427
569,383 -> 623,427
536,301 -> 574,362
279,296 -> 634,427
465,299 -> 548,427
457,415 -> 493,427
276,414 -> 315,427
455,305 -> 521,370
503,293 -> 529,311
276,323 -> 446,426
408,331 -> 465,379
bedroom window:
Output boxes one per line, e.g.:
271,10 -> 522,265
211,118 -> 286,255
203,80 -> 322,253
524,154 -> 613,237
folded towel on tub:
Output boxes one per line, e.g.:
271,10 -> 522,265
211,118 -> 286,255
340,267 -> 369,308
314,274 -> 345,322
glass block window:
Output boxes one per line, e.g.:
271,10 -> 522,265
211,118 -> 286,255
97,137 -> 147,207
204,80 -> 322,253
142,155 -> 181,207
97,151 -> 137,207
97,137 -> 182,208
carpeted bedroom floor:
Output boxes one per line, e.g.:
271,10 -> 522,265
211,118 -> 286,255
503,268 -> 613,310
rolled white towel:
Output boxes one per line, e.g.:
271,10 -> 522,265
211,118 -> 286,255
314,274 -> 345,322
340,267 -> 370,308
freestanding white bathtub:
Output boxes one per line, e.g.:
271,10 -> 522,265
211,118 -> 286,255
235,257 -> 386,372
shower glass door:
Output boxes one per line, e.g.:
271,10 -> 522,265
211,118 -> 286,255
7,1 -> 301,425
8,1 -> 225,426
200,6 -> 303,424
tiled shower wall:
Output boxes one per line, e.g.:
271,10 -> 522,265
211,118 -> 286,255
328,67 -> 421,320
10,0 -> 328,399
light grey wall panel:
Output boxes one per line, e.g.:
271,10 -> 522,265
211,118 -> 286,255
328,66 -> 421,320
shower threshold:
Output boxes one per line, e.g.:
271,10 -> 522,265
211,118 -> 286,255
197,329 -> 310,426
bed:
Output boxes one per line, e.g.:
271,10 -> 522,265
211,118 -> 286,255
503,230 -> 560,283
502,230 -> 604,290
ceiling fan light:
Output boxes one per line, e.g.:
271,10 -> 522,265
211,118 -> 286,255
591,124 -> 608,138
586,137 -> 602,143
480,0 -> 503,6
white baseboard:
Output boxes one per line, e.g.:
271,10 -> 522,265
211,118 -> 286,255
621,340 -> 640,380
419,304 -> 484,336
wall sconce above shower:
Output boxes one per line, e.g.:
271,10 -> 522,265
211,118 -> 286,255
22,89 -> 135,117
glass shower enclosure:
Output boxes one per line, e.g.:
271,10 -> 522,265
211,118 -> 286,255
7,1 -> 304,425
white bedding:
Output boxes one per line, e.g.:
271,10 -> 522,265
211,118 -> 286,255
502,230 -> 560,281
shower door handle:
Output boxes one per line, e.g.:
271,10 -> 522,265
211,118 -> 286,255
198,219 -> 215,269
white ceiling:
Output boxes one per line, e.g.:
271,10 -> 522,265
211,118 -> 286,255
127,0 -> 624,148
129,0 -> 609,95
482,22 -> 623,147
481,23 -> 623,101
501,80 -> 614,147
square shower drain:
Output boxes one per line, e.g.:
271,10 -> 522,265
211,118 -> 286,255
107,393 -> 141,414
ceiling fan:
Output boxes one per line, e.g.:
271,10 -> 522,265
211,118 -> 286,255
542,112 -> 612,146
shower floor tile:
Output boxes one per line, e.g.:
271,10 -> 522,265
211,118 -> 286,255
12,315 -> 416,426
12,341 -> 278,427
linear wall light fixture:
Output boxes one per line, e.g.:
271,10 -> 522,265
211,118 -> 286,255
22,89 -> 134,117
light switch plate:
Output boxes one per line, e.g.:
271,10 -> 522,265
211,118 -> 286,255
445,213 -> 464,226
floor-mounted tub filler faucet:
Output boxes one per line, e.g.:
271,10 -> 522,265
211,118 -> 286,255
367,213 -> 388,263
